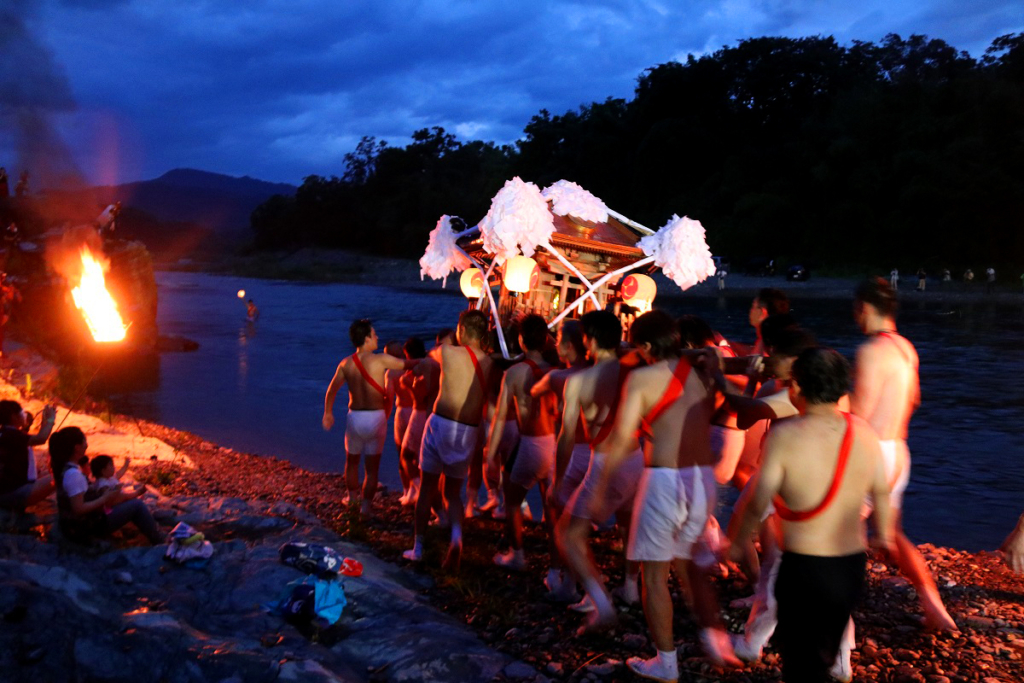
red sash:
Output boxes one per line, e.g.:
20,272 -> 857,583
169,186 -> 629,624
352,353 -> 386,397
639,358 -> 692,438
465,347 -> 487,389
774,412 -> 854,522
589,363 -> 631,447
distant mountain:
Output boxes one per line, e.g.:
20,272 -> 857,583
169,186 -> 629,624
95,168 -> 297,235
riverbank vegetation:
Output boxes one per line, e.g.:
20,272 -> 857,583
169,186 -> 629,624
250,33 -> 1024,275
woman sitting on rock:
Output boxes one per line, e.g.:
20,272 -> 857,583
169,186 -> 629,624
49,426 -> 163,544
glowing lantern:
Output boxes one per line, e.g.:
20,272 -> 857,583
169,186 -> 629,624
237,289 -> 246,299
460,268 -> 484,298
621,273 -> 657,312
503,255 -> 539,294
71,247 -> 127,342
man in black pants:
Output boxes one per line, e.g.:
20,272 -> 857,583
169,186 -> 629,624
726,348 -> 894,682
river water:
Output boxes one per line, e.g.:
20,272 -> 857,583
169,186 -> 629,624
103,271 -> 1024,552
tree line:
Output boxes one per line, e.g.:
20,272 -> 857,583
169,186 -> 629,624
250,33 -> 1024,273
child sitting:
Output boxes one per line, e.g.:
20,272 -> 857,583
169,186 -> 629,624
89,456 -> 144,508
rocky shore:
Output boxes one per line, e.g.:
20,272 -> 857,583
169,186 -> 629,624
2,348 -> 1023,683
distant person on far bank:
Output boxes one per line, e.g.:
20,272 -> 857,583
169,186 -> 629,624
889,268 -> 899,291
963,268 -> 974,284
245,299 -> 259,323
916,268 -> 926,292
942,269 -> 951,285
986,267 -> 996,294
717,268 -> 727,291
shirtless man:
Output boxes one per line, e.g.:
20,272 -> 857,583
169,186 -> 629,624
391,338 -> 424,505
488,314 -> 557,572
592,310 -> 738,679
556,310 -> 644,627
404,311 -> 493,570
852,277 -> 957,631
323,319 -> 412,514
400,329 -> 454,508
726,347 -> 895,683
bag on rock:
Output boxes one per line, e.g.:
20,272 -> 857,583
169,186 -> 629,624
165,521 -> 214,567
269,575 -> 347,627
279,542 -> 342,576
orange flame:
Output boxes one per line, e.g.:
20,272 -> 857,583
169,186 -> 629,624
70,247 -> 126,342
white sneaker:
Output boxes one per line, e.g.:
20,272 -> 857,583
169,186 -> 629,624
568,595 -> 596,613
626,655 -> 678,683
730,633 -> 761,663
830,647 -> 852,682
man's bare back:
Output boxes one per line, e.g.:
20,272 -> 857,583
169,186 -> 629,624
502,356 -> 556,437
852,333 -> 918,440
433,343 -> 493,425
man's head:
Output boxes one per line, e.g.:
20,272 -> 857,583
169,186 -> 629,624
790,347 -> 850,408
853,277 -> 898,331
749,288 -> 790,329
519,314 -> 549,353
581,310 -> 622,357
404,336 -> 426,360
90,454 -> 115,480
556,319 -> 585,364
0,400 -> 22,427
349,318 -> 377,350
630,310 -> 680,362
767,327 -> 817,381
759,313 -> 799,352
436,327 -> 456,346
383,340 -> 403,359
677,315 -> 716,350
457,310 -> 488,346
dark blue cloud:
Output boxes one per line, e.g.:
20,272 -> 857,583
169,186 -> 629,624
3,0 -> 1019,184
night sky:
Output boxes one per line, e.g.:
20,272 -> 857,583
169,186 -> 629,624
1,0 -> 1021,186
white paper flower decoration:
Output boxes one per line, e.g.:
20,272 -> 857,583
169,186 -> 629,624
419,215 -> 471,283
542,180 -> 609,224
478,177 -> 554,261
638,215 -> 716,291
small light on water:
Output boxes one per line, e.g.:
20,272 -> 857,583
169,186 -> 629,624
237,289 -> 245,299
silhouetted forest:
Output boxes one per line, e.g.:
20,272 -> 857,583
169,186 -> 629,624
251,33 -> 1024,272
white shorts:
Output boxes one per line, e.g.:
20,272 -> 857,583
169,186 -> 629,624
509,433 -> 555,490
419,414 -> 479,480
879,439 -> 910,511
567,448 -> 644,523
627,465 -> 716,563
710,424 -> 745,485
345,409 -> 387,456
401,409 -> 429,455
557,443 -> 593,506
394,406 -> 413,447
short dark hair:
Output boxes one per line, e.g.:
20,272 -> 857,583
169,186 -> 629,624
581,310 -> 622,350
676,315 -> 716,349
855,277 -> 898,319
760,313 -> 800,351
757,288 -> 790,317
436,328 -> 455,344
458,309 -> 488,342
771,327 -> 817,359
792,347 -> 850,405
90,454 -> 113,479
558,319 -> 586,358
403,336 -> 426,359
0,399 -> 22,426
519,314 -> 549,352
630,310 -> 680,360
349,318 -> 373,348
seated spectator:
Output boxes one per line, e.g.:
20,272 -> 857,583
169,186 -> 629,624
0,400 -> 56,512
49,427 -> 162,544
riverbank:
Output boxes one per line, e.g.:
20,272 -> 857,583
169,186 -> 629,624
2,347 -> 1022,682
164,247 -> 1024,305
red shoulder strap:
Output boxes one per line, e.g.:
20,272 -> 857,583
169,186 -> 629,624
466,347 -> 487,389
877,332 -> 917,369
352,353 -> 386,397
774,413 -> 854,522
520,358 -> 546,378
590,362 -> 631,447
639,359 -> 692,437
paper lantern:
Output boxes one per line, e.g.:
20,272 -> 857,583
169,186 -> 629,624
621,273 -> 656,311
504,255 -> 540,293
460,268 -> 484,298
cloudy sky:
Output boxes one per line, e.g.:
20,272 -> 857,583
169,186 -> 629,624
2,0 -> 1020,186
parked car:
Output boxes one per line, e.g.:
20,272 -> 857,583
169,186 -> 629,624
786,264 -> 810,281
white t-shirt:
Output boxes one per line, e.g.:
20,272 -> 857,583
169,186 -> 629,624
62,467 -> 88,498
94,476 -> 119,493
